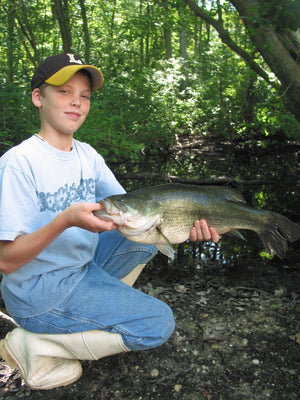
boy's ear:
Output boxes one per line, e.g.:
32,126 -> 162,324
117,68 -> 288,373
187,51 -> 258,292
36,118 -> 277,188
32,88 -> 42,108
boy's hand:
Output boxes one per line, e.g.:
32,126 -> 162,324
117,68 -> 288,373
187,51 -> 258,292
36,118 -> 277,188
62,202 -> 116,233
189,219 -> 220,243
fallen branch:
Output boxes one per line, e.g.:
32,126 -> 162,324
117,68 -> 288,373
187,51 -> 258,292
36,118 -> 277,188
115,172 -> 277,187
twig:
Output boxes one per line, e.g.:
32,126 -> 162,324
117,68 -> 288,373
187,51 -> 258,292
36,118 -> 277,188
152,366 -> 195,384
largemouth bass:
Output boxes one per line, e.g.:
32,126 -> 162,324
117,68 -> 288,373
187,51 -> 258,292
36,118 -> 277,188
94,184 -> 300,259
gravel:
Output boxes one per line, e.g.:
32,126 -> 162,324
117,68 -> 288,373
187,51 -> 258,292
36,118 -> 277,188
0,249 -> 299,400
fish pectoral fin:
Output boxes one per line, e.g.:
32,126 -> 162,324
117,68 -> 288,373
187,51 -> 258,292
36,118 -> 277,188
156,244 -> 175,259
155,226 -> 175,259
226,230 -> 246,241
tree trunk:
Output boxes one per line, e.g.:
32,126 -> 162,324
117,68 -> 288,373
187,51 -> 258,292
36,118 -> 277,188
52,0 -> 72,52
183,0 -> 275,88
15,0 -> 41,64
145,4 -> 151,65
164,28 -> 172,59
179,25 -> 189,87
230,0 -> 300,123
107,0 -> 116,71
162,0 -> 172,59
78,0 -> 90,62
139,0 -> 144,65
185,0 -> 300,122
6,2 -> 15,83
243,71 -> 257,124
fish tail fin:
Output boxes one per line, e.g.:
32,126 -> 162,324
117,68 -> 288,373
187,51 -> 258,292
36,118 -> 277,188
259,212 -> 300,259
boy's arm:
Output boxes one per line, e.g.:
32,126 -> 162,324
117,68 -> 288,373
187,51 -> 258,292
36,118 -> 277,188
0,205 -> 219,275
0,202 -> 114,275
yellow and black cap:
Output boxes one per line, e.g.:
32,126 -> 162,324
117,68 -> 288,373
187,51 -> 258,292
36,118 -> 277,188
31,53 -> 103,91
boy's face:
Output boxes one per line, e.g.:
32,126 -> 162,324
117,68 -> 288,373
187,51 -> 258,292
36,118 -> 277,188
33,72 -> 92,136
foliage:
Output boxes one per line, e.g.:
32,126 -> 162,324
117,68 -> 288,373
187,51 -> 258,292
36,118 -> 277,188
0,82 -> 36,154
0,0 -> 299,165
251,0 -> 300,31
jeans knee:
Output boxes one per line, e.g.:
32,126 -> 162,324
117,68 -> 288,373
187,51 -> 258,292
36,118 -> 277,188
144,301 -> 175,348
156,302 -> 175,345
122,300 -> 175,351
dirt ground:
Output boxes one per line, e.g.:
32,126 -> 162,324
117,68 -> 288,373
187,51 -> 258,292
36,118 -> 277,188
0,249 -> 299,400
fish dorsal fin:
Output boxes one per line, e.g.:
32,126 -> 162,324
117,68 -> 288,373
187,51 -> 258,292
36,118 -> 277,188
220,188 -> 246,204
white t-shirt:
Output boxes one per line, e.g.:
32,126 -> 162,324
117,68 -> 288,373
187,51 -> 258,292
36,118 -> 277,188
0,135 -> 125,318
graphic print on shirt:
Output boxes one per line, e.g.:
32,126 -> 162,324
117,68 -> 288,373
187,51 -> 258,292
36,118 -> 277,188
37,178 -> 95,212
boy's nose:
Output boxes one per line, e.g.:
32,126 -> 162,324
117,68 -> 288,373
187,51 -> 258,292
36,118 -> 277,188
71,96 -> 81,106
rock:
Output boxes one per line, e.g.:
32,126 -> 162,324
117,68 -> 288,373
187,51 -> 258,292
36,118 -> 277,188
174,384 -> 182,392
150,368 -> 159,378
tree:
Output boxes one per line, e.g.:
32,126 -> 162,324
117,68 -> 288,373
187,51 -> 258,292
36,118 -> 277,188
163,3 -> 173,59
78,0 -> 90,62
231,0 -> 300,122
6,1 -> 15,83
183,0 -> 300,122
52,0 -> 73,52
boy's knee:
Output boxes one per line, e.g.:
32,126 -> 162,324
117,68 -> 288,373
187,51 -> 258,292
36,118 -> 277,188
122,300 -> 175,351
157,302 -> 175,344
142,301 -> 175,349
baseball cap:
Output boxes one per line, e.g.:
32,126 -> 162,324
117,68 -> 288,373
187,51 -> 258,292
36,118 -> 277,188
31,53 -> 103,91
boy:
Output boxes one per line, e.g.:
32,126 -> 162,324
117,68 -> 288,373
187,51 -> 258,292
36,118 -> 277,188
0,53 -> 219,390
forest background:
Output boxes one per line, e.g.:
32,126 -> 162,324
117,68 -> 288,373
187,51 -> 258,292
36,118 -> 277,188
1,0 -> 300,263
1,0 -> 300,163
1,0 -> 300,158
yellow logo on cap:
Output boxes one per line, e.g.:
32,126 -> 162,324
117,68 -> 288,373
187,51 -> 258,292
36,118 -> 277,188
67,53 -> 83,65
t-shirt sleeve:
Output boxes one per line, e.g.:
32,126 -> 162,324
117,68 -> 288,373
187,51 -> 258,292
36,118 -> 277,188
0,159 -> 40,241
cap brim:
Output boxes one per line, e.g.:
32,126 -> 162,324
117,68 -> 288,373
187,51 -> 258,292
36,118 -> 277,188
45,64 -> 103,90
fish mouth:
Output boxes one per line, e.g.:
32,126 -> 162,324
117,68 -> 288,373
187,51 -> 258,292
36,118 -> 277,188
97,198 -> 163,236
117,214 -> 162,236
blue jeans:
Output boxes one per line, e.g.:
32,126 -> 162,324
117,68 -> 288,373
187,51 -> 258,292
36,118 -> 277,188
13,231 -> 175,351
